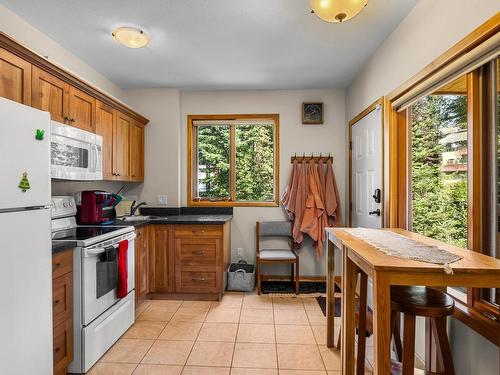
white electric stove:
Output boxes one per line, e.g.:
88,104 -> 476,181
51,196 -> 136,373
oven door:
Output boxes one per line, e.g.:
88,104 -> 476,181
81,234 -> 135,325
50,121 -> 102,180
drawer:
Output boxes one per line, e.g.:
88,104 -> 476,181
177,271 -> 217,293
53,318 -> 73,374
52,272 -> 73,326
175,225 -> 222,238
177,239 -> 217,268
52,250 -> 73,279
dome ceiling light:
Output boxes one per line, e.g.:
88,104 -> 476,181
310,0 -> 368,23
112,27 -> 150,49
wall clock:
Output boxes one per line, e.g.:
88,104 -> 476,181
302,102 -> 323,124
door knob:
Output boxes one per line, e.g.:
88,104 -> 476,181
369,209 -> 381,216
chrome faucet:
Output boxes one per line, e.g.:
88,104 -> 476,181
130,201 -> 147,216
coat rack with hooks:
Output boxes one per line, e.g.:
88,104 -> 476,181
290,153 -> 333,163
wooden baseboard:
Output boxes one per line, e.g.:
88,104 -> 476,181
147,292 -> 221,301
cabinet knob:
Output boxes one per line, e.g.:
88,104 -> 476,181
53,299 -> 60,306
192,277 -> 206,282
192,250 -> 205,256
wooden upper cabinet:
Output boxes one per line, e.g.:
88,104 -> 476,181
0,48 -> 32,105
95,100 -> 115,180
129,122 -> 144,181
32,66 -> 69,123
68,86 -> 95,132
113,111 -> 131,180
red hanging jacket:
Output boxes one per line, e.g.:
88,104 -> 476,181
117,240 -> 128,298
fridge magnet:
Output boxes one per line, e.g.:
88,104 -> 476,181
35,129 -> 45,140
18,172 -> 31,192
302,102 -> 323,124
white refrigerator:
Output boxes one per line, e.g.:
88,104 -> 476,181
0,97 -> 53,375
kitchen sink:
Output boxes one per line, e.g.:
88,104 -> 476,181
117,215 -> 161,221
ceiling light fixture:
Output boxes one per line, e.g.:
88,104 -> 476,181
310,0 -> 368,23
112,27 -> 150,48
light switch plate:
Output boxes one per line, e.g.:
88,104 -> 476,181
158,195 -> 168,205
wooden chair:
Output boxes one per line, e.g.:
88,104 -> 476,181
256,221 -> 299,294
391,286 -> 456,375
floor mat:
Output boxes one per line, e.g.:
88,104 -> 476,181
316,296 -> 342,317
260,281 -> 326,294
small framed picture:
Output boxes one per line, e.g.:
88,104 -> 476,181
302,102 -> 323,124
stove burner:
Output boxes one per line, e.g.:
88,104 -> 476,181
52,226 -> 127,241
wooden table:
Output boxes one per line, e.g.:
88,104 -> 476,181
325,227 -> 500,375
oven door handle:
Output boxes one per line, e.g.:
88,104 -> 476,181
84,244 -> 119,257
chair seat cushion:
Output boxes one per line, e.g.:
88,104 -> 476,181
259,249 -> 297,260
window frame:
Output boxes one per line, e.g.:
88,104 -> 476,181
385,14 -> 500,345
187,114 -> 280,207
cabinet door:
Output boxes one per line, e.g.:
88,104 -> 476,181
0,48 -> 32,105
52,272 -> 73,327
95,100 -> 115,180
129,122 -> 144,181
68,86 -> 95,132
53,318 -> 73,375
151,225 -> 174,293
32,66 -> 69,123
175,237 -> 221,293
113,111 -> 131,180
134,226 -> 149,306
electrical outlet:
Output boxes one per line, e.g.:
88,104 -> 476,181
236,248 -> 243,258
158,195 -> 168,205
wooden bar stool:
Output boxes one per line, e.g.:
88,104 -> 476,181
391,286 -> 455,375
337,271 -> 374,375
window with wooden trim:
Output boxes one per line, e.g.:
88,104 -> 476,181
187,114 -> 279,207
409,74 -> 469,249
387,47 -> 500,340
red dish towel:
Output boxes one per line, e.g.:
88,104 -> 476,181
117,240 -> 128,298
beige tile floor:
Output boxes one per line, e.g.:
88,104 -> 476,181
88,292 -> 374,375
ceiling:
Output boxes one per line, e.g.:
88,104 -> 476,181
1,0 -> 418,90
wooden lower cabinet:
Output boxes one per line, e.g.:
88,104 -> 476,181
135,225 -> 149,307
149,225 -> 175,294
52,250 -> 73,375
145,222 -> 230,301
53,318 -> 73,375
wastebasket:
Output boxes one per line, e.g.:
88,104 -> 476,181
227,260 -> 255,292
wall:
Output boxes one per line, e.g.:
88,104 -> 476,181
345,1 -> 500,374
180,89 -> 346,276
122,89 -> 182,206
0,4 -> 125,102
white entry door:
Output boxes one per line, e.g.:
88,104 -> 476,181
351,105 -> 383,228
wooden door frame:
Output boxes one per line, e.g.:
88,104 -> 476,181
348,97 -> 386,228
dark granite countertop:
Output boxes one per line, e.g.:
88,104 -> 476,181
52,241 -> 74,255
111,214 -> 233,227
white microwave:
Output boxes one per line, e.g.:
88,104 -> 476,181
50,121 -> 103,180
